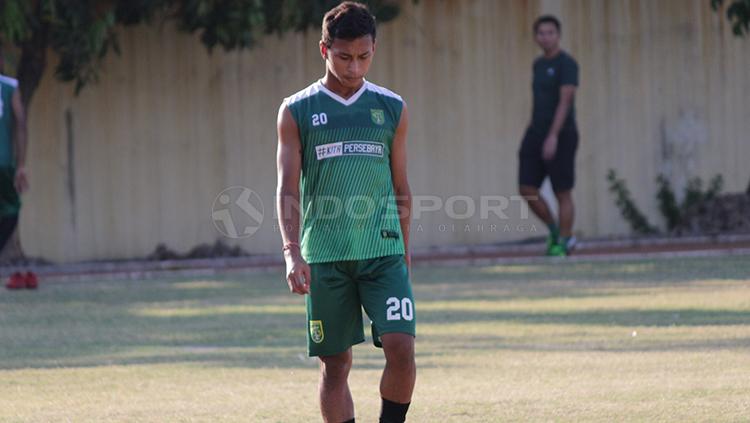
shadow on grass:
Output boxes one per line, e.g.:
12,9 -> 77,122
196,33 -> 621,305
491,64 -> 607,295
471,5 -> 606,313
4,305 -> 747,370
414,336 -> 750,356
1,256 -> 748,370
417,308 -> 750,327
1,345 -> 409,371
416,256 -> 750,285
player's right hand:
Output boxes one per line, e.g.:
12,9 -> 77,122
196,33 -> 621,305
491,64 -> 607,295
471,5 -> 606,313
284,250 -> 311,295
542,134 -> 558,161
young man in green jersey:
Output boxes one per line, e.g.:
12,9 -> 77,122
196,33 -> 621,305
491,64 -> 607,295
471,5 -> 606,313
276,3 -> 414,422
518,15 -> 579,257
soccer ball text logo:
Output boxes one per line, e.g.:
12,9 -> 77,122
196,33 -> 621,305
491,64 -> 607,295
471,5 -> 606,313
211,186 -> 264,239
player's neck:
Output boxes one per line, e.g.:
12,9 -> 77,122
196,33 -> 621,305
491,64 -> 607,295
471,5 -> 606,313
542,47 -> 561,59
321,73 -> 365,99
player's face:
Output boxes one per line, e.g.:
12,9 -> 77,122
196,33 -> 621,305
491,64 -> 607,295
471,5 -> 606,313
321,35 -> 375,89
535,23 -> 560,52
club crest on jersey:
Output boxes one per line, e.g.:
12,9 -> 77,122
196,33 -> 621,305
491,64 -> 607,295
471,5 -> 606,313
371,109 -> 385,125
310,320 -> 324,343
316,141 -> 384,160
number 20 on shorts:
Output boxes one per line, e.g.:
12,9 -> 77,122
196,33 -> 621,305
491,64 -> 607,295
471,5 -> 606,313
386,297 -> 414,321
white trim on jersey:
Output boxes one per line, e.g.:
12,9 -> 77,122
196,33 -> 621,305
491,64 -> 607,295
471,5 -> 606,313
316,79 -> 368,106
284,82 -> 322,106
365,81 -> 403,103
284,78 -> 403,107
0,74 -> 18,88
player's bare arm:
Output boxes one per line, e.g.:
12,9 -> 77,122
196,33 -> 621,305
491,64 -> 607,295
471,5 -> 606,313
11,88 -> 28,193
276,103 -> 311,295
542,85 -> 576,161
390,103 -> 411,271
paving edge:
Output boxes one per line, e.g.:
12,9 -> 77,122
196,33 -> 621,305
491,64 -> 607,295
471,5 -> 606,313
2,233 -> 749,283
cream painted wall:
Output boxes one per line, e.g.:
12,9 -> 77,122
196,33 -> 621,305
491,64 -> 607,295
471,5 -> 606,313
19,0 -> 750,262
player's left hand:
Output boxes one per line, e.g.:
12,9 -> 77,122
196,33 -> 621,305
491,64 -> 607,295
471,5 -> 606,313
542,134 -> 558,161
14,167 -> 29,194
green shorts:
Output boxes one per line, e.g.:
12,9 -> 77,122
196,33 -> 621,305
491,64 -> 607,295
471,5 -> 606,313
0,167 -> 20,217
306,254 -> 416,357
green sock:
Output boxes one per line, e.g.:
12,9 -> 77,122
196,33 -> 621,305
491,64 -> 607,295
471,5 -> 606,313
547,223 -> 559,241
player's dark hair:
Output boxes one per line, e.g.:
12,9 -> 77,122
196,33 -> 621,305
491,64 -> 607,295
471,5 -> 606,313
533,15 -> 561,33
321,1 -> 377,48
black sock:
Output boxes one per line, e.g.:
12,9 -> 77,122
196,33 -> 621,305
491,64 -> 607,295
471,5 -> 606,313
342,419 -> 355,423
379,398 -> 410,423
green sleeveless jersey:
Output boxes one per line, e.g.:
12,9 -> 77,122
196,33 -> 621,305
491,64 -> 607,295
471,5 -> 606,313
0,74 -> 18,168
284,79 -> 405,264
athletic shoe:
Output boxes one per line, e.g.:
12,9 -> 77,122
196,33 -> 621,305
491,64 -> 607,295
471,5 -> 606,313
547,243 -> 567,257
545,234 -> 558,256
565,236 -> 578,254
24,271 -> 38,289
5,272 -> 26,290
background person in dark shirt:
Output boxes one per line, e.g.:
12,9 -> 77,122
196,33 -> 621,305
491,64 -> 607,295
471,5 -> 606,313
518,15 -> 579,256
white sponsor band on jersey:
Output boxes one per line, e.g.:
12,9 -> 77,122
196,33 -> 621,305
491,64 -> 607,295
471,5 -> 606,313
343,142 -> 384,156
316,142 -> 343,160
316,141 -> 384,160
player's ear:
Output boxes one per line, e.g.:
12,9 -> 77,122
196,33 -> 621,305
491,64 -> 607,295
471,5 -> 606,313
319,41 -> 328,60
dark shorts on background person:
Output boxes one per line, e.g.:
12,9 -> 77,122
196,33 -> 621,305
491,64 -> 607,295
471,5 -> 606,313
0,167 -> 20,215
0,167 -> 19,250
518,127 -> 579,192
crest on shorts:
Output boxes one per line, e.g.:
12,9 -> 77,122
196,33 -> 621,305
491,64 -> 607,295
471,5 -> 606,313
371,109 -> 385,125
310,320 -> 324,343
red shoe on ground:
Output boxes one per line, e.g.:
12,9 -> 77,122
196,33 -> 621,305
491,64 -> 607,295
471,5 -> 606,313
5,272 -> 26,290
24,271 -> 38,289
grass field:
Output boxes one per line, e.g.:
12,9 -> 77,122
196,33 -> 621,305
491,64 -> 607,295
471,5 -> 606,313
1,256 -> 750,422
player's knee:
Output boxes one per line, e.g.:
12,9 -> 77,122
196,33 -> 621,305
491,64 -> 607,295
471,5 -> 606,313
319,351 -> 352,381
554,190 -> 573,203
519,185 -> 539,198
382,333 -> 415,367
